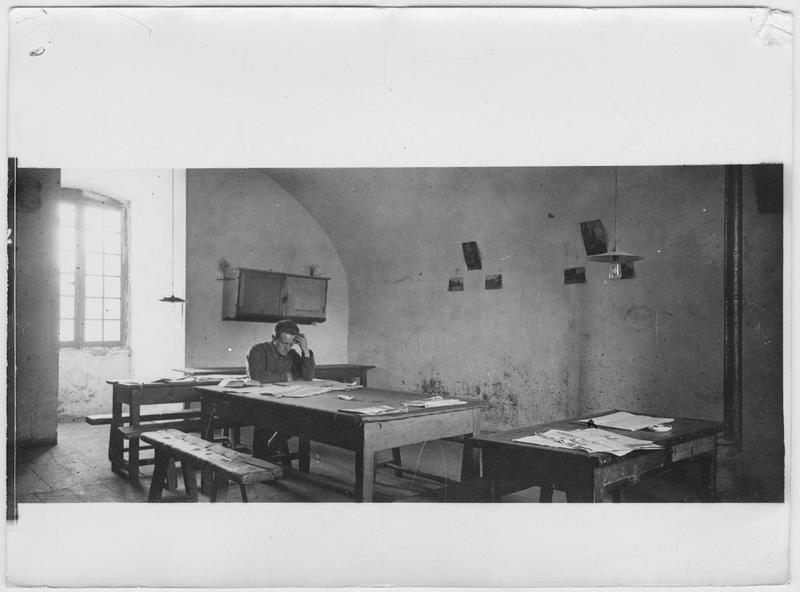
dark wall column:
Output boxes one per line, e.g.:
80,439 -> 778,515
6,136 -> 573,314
723,164 -> 743,447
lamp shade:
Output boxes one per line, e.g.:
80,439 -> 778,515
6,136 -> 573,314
587,250 -> 643,263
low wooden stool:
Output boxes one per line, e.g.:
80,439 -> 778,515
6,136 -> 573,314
141,429 -> 283,502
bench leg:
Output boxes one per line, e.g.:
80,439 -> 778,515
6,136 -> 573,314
148,449 -> 171,502
239,482 -> 257,502
181,460 -> 198,502
165,458 -> 178,490
210,473 -> 229,503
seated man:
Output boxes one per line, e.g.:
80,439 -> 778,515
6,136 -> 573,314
246,319 -> 315,460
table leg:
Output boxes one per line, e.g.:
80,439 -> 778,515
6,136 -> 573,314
127,389 -> 142,483
460,410 -> 482,480
697,452 -> 719,501
355,445 -> 376,502
484,449 -> 500,502
539,485 -> 554,503
298,437 -> 311,473
200,395 -> 213,495
109,397 -> 124,468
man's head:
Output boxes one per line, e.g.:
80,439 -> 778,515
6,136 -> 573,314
272,319 -> 300,355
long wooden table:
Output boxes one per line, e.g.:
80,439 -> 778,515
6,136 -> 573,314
196,386 -> 486,501
474,411 -> 724,502
107,365 -> 375,483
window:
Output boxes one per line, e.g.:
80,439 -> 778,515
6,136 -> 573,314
58,197 -> 127,346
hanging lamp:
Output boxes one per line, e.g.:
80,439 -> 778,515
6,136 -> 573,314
588,167 -> 643,280
159,169 -> 186,303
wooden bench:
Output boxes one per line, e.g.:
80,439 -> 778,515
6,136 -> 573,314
140,429 -> 283,502
85,409 -> 202,426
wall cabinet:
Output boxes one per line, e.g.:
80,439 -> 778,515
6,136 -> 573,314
222,268 -> 328,323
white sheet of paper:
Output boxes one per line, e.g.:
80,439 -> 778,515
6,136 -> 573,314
580,411 -> 674,431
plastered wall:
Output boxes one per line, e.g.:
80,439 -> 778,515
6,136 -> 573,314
185,169 -> 348,368
268,166 -> 782,449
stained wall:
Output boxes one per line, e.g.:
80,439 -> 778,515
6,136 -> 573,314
268,165 -> 782,487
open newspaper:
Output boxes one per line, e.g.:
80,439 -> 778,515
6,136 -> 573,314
513,428 -> 663,457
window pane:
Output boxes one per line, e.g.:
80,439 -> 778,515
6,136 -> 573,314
84,320 -> 102,342
60,273 -> 75,296
84,207 -> 104,230
104,254 -> 121,276
103,232 -> 122,254
59,202 -> 76,227
59,250 -> 76,273
60,297 -> 75,319
104,298 -> 121,319
59,319 -> 74,342
104,320 -> 120,342
85,253 -> 103,275
104,209 -> 122,230
85,298 -> 103,319
104,276 -> 121,297
85,275 -> 103,297
59,227 -> 76,251
84,229 -> 104,253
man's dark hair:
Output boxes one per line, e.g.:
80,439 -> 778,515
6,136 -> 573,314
274,319 -> 300,338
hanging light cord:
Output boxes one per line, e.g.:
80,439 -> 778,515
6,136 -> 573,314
170,169 -> 176,294
612,167 -> 618,253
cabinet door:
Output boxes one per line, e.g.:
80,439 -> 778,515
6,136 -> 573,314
238,270 -> 284,319
284,276 -> 327,321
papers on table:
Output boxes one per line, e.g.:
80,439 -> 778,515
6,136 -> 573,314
513,428 -> 663,456
338,405 -> 409,416
578,411 -> 674,431
227,379 -> 363,398
403,396 -> 468,408
217,376 -> 256,388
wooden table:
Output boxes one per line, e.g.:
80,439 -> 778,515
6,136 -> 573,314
474,411 -> 724,502
177,364 -> 376,386
107,379 -> 219,482
109,366 -> 375,483
196,386 -> 485,501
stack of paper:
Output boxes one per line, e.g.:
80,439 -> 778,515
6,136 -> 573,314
339,405 -> 408,416
228,379 -> 362,398
513,428 -> 663,457
403,396 -> 467,408
578,411 -> 674,431
218,377 -> 257,388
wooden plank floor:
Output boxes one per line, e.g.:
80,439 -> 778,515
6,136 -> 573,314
12,419 -> 726,504
12,419 -> 480,503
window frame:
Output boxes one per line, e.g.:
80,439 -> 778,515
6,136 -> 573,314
58,192 -> 129,348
